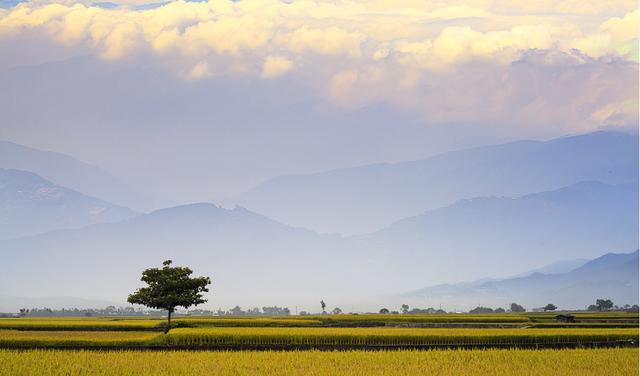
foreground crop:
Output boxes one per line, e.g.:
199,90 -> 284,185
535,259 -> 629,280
0,348 -> 636,375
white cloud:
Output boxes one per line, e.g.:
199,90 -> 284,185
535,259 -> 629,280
261,55 -> 293,78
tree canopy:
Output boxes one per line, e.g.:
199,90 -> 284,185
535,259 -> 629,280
127,260 -> 211,329
510,303 -> 526,312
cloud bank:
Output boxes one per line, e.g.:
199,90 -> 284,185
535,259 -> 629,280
0,0 -> 637,129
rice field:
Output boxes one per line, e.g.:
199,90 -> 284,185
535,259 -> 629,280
1,327 -> 635,349
0,318 -> 161,331
0,330 -> 161,348
0,348 -> 636,375
163,327 -> 638,349
1,315 -> 637,374
2,312 -> 636,331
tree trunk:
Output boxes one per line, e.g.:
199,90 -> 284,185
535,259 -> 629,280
166,310 -> 172,333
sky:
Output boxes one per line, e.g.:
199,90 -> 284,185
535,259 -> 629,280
0,0 -> 638,203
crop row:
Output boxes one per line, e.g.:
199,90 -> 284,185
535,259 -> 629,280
162,327 -> 638,348
0,327 -> 636,349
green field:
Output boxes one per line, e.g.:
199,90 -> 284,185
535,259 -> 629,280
0,348 -> 636,375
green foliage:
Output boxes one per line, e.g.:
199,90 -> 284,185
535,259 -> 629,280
510,303 -> 526,313
595,299 -> 614,312
127,260 -> 211,314
469,306 -> 494,314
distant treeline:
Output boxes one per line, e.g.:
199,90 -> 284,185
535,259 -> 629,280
3,300 -> 637,318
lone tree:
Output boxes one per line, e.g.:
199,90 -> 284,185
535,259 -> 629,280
401,304 -> 410,314
544,303 -> 557,312
379,308 -> 390,314
320,300 -> 326,314
510,303 -> 526,313
128,260 -> 211,331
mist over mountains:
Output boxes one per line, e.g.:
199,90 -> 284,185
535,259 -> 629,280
0,204 -> 357,308
229,131 -> 638,234
399,250 -> 639,310
358,180 -> 638,287
0,141 -> 170,211
0,168 -> 137,239
0,130 -> 637,311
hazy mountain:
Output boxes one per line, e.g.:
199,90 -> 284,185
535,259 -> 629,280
357,181 -> 638,289
400,251 -> 639,310
229,131 -> 638,234
509,258 -> 589,278
1,179 -> 636,308
0,141 -> 170,211
0,168 -> 137,239
0,203 -> 363,309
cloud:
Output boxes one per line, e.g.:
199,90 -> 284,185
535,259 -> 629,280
261,55 -> 293,78
0,0 -> 637,130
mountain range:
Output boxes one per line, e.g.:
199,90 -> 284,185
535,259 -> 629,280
1,180 -> 636,307
0,130 -> 637,310
0,141 -> 169,211
399,250 -> 639,310
228,131 -> 638,234
0,203 -> 358,307
0,168 -> 137,239
357,180 -> 638,288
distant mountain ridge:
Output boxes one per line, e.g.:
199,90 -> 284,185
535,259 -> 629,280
356,180 -> 638,289
0,168 -> 137,239
0,141 -> 170,211
228,131 -> 638,234
400,250 -> 639,310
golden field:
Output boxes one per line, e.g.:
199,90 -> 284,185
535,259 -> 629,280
0,348 -> 636,376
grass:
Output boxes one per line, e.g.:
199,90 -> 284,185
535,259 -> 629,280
0,348 -> 636,375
